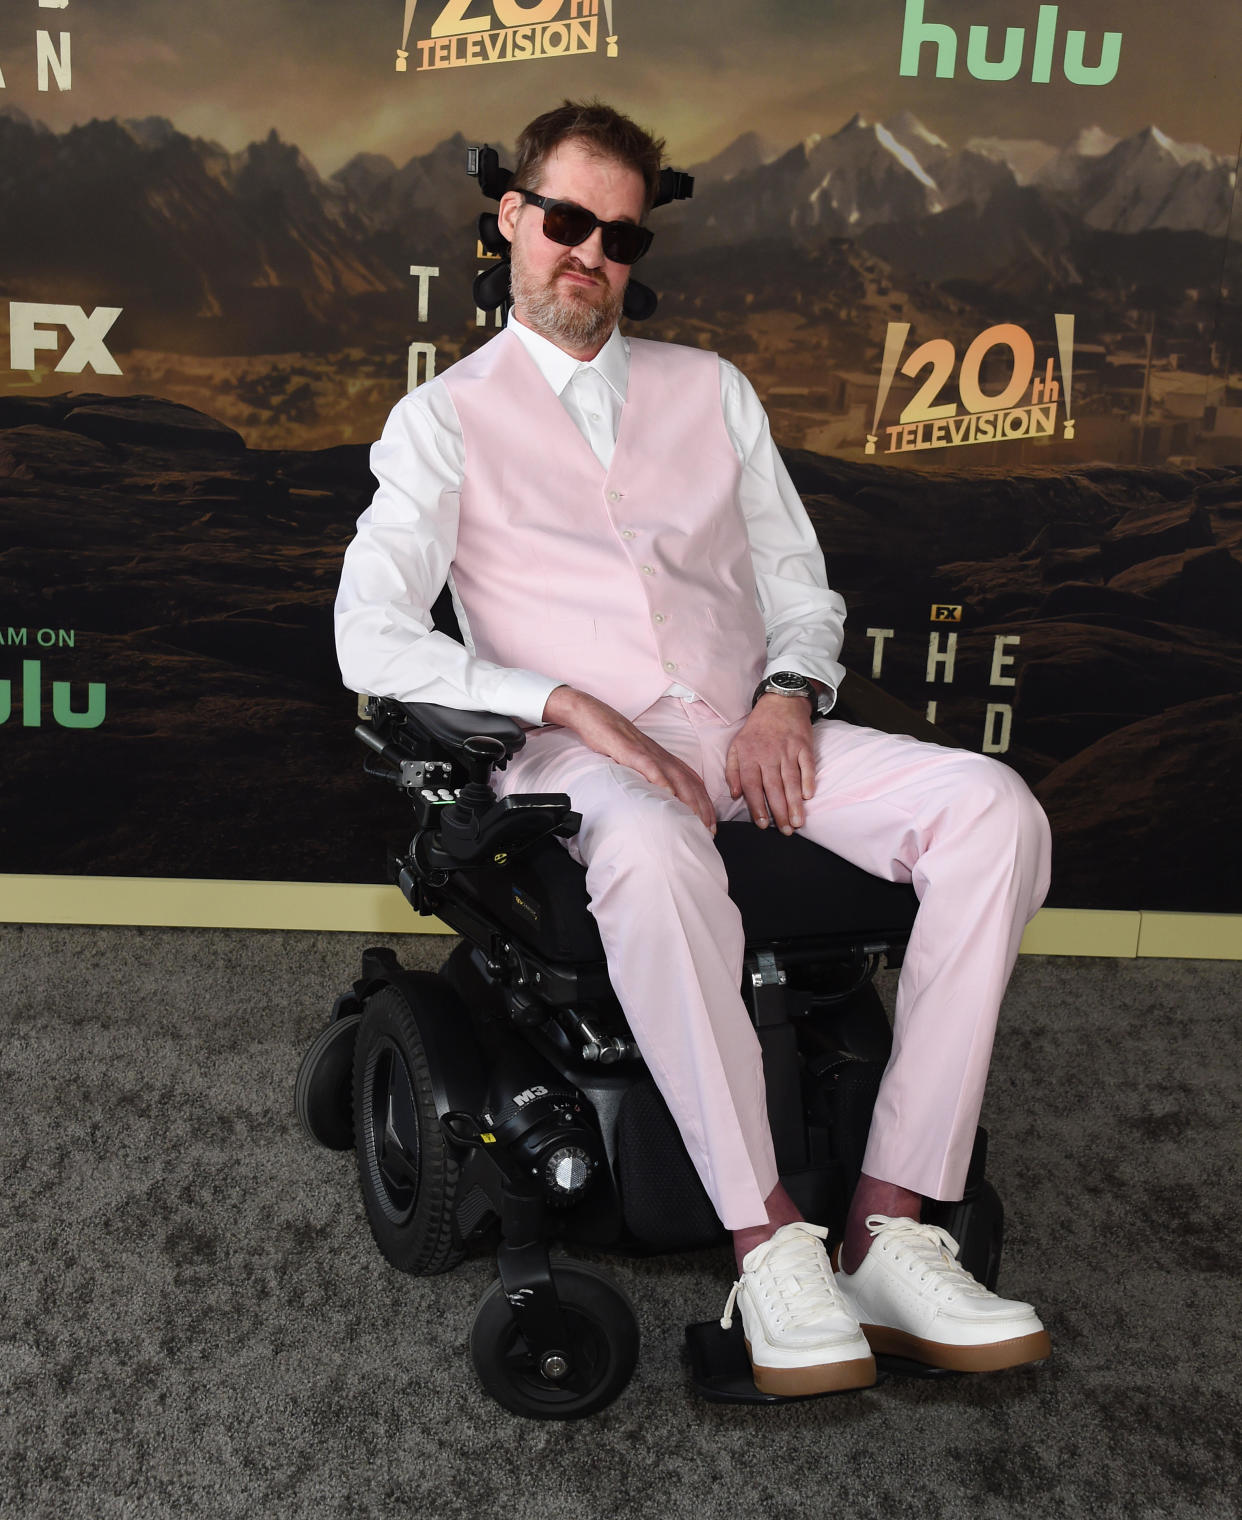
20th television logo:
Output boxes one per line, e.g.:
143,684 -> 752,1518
866,315 -> 1077,458
395,0 -> 618,73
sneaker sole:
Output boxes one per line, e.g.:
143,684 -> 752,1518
745,1343 -> 877,1397
860,1324 -> 1052,1373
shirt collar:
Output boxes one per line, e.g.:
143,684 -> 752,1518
507,313 -> 629,403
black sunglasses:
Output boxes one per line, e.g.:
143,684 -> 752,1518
514,189 -> 654,265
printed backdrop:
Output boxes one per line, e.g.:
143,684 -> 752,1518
1,1 -> 1240,911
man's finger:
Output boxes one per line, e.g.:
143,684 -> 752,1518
650,753 -> 715,832
676,781 -> 716,831
628,752 -> 672,793
677,768 -> 717,832
799,745 -> 817,802
724,745 -> 741,799
781,755 -> 805,830
762,759 -> 793,833
739,764 -> 769,828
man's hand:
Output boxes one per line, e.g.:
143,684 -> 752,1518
725,694 -> 816,833
542,686 -> 717,832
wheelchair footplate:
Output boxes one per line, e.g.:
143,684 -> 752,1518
685,1318 -> 954,1403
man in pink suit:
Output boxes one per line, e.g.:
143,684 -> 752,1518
335,101 -> 1052,1397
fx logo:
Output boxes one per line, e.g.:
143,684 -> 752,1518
8,302 -> 123,375
931,604 -> 963,622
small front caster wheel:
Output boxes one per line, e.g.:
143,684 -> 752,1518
295,1013 -> 361,1150
470,1262 -> 639,1419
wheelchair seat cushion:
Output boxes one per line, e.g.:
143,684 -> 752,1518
452,821 -> 918,965
718,825 -> 918,946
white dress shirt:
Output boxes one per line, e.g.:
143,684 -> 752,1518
335,315 -> 847,725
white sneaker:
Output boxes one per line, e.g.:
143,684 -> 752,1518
720,1221 -> 876,1396
834,1214 -> 1052,1373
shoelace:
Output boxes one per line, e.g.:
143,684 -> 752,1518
720,1223 -> 842,1331
864,1213 -> 993,1299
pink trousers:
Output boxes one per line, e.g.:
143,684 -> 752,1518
496,697 -> 1051,1230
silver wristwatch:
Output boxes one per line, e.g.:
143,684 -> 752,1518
752,671 -> 818,712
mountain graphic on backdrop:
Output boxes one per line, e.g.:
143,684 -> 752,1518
0,107 -> 492,353
671,112 -> 1236,252
0,105 -> 1235,355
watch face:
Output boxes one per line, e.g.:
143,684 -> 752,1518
769,672 -> 808,693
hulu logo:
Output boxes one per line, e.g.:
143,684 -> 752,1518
0,660 -> 106,728
900,1 -> 1122,85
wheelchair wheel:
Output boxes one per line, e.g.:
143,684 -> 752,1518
295,1013 -> 360,1151
470,1262 -> 639,1420
353,985 -> 465,1276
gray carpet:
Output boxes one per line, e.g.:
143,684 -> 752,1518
1,925 -> 1238,1520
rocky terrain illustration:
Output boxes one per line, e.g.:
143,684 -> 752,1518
2,393 -> 1238,909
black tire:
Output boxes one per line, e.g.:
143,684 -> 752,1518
295,1013 -> 361,1150
353,985 -> 465,1276
470,1262 -> 640,1420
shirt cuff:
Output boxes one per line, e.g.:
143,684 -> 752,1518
491,669 -> 566,728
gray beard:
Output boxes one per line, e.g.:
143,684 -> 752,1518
510,244 -> 623,352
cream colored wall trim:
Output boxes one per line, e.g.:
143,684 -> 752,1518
2,875 -> 1240,959
0,875 -> 430,935
1018,908 -> 1141,958
1136,912 -> 1242,960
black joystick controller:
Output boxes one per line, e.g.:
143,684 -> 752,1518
454,735 -> 509,816
426,734 -> 579,872
437,735 -> 508,856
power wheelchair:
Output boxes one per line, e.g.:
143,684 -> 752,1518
296,141 -> 1002,1418
296,687 -> 1005,1419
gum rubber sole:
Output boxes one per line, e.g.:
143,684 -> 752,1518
745,1341 -> 878,1397
860,1324 -> 1052,1372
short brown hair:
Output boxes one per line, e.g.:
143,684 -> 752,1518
512,100 -> 666,214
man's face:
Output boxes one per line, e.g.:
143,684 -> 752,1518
499,139 -> 646,358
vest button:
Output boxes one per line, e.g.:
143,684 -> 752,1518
607,490 -> 621,501
663,661 -> 677,672
641,564 -> 655,575
621,529 -> 635,539
653,612 -> 665,624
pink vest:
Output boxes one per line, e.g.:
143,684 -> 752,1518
442,329 -> 768,722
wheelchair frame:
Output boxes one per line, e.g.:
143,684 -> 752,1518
296,695 -> 1004,1417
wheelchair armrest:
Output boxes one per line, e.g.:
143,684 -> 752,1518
368,696 -> 527,763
